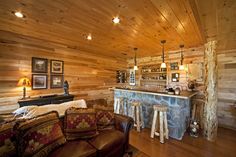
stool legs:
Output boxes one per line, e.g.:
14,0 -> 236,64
164,112 -> 169,139
136,105 -> 141,132
151,110 -> 158,138
159,112 -> 164,143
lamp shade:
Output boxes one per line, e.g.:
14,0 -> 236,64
161,62 -> 166,68
17,77 -> 31,87
179,65 -> 185,70
134,65 -> 138,71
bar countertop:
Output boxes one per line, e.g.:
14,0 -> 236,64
112,87 -> 198,99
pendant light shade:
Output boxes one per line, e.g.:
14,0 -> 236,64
160,40 -> 166,68
179,44 -> 184,70
133,47 -> 138,70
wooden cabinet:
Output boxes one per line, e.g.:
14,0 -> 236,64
140,64 -> 167,87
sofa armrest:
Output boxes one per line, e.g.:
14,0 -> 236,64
114,114 -> 134,150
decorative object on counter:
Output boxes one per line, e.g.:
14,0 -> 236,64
160,40 -> 167,68
188,79 -> 196,91
17,76 -> 31,99
51,75 -> 64,88
32,57 -> 48,73
63,80 -> 70,95
129,69 -> 136,86
32,74 -> 47,90
133,47 -> 138,70
116,70 -> 126,83
167,88 -> 175,95
150,104 -> 169,143
189,120 -> 200,137
170,62 -> 179,70
50,60 -> 64,74
171,73 -> 179,82
174,87 -> 181,95
179,44 -> 185,70
130,101 -> 143,132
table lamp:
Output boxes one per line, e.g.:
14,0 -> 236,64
17,77 -> 31,99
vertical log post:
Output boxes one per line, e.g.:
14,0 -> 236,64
203,40 -> 218,141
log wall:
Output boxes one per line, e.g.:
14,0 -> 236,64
0,31 -> 127,113
217,49 -> 236,130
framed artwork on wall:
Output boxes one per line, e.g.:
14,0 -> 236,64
32,57 -> 48,73
170,62 -> 179,70
50,60 -> 64,74
50,75 -> 64,88
32,74 -> 47,90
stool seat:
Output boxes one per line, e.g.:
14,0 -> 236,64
153,105 -> 168,112
131,102 -> 141,107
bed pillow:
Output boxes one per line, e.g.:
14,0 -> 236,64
64,107 -> 98,140
94,105 -> 115,131
15,111 -> 66,157
0,121 -> 17,157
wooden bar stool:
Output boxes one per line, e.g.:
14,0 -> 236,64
130,101 -> 143,132
150,104 -> 168,143
114,97 -> 128,115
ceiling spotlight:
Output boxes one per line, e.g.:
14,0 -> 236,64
112,17 -> 120,24
86,34 -> 92,40
13,11 -> 25,18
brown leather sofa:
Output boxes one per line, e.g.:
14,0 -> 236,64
48,114 -> 134,157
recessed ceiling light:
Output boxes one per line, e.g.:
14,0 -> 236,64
86,34 -> 92,40
13,11 -> 25,18
112,17 -> 120,24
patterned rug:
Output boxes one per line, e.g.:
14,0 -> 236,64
124,145 -> 149,157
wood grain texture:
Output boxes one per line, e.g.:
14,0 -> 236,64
130,128 -> 236,157
0,31 -> 127,113
0,0 -> 204,58
203,40 -> 218,141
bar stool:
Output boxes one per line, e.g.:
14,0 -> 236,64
150,104 -> 168,143
130,101 -> 143,132
114,97 -> 128,115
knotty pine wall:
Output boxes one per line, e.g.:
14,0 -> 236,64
0,31 -> 127,113
217,50 -> 236,130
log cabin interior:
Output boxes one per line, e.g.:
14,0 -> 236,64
0,0 -> 236,157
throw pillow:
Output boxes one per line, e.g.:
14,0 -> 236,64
64,107 -> 98,140
0,121 -> 17,157
94,105 -> 115,131
15,111 -> 66,157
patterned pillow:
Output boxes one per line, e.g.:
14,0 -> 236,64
15,111 -> 66,157
64,107 -> 98,140
0,121 -> 17,157
94,105 -> 115,131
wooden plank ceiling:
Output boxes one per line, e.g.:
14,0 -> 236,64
0,0 -> 204,59
193,0 -> 236,51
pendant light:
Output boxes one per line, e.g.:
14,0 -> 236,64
179,44 -> 185,70
133,47 -> 138,70
160,40 -> 166,68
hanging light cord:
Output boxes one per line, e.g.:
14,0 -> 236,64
180,45 -> 184,65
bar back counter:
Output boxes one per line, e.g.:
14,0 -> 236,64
113,87 -> 198,140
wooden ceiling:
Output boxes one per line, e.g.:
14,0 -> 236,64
0,0 -> 206,58
193,0 -> 236,51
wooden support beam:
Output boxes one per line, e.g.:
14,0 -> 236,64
203,40 -> 218,141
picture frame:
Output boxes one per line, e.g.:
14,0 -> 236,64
50,60 -> 64,74
171,73 -> 180,82
32,74 -> 48,90
170,62 -> 179,70
32,57 -> 48,73
50,75 -> 64,88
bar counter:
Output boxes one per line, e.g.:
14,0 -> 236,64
113,87 -> 198,140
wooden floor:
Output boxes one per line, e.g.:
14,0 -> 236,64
129,128 -> 236,157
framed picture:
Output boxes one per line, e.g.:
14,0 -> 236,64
50,75 -> 64,88
50,60 -> 64,74
170,62 -> 179,70
32,74 -> 47,90
171,73 -> 179,82
32,57 -> 48,73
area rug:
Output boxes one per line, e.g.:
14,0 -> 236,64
123,145 -> 149,157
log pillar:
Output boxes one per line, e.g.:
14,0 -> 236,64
203,40 -> 218,141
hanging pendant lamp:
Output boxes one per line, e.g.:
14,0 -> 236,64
160,40 -> 166,68
133,48 -> 138,70
179,44 -> 185,70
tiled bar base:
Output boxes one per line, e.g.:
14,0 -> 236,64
114,90 -> 191,140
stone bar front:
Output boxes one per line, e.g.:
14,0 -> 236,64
113,88 -> 198,140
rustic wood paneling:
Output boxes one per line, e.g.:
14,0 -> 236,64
217,50 -> 236,130
0,0 -> 204,58
0,31 -> 127,113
